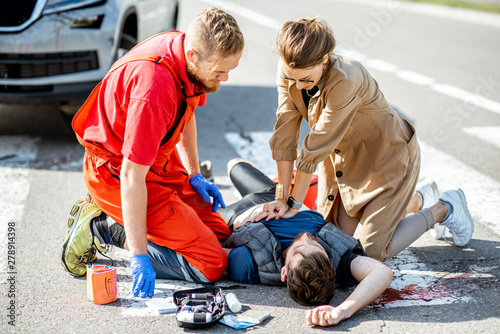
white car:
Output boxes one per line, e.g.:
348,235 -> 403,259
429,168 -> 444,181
0,0 -> 178,117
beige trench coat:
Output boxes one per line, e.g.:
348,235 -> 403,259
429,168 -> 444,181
269,55 -> 420,260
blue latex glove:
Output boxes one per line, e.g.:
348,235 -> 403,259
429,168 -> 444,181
130,254 -> 156,298
189,173 -> 226,212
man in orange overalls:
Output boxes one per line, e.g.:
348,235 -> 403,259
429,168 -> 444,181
60,8 -> 244,298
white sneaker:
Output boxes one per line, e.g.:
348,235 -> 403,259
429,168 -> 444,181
439,188 -> 474,246
416,179 -> 445,239
430,223 -> 447,240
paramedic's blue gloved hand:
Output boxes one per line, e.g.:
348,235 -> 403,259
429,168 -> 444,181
189,173 -> 226,212
130,254 -> 156,298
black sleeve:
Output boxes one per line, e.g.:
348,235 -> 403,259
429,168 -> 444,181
335,251 -> 359,287
335,240 -> 365,287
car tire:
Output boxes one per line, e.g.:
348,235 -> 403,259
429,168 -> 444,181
115,32 -> 137,60
58,101 -> 83,132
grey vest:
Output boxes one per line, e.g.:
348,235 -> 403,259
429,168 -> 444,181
223,212 -> 361,285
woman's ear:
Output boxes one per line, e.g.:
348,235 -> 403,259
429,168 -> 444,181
322,54 -> 329,65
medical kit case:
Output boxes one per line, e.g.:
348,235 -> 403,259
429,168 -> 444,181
173,287 -> 225,329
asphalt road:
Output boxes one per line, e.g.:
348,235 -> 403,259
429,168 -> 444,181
1,0 -> 499,333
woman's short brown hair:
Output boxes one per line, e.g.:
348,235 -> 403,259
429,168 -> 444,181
286,251 -> 336,306
276,17 -> 335,69
186,7 -> 244,61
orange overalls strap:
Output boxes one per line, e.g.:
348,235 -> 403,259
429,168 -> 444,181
73,52 -> 183,144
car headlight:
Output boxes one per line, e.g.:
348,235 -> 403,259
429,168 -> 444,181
43,0 -> 106,15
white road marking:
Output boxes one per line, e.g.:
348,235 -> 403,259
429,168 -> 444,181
343,0 -> 500,29
224,132 -> 276,176
363,58 -> 399,73
0,135 -> 39,163
0,136 -> 39,283
202,0 -> 500,116
200,0 -> 281,30
396,70 -> 435,86
419,141 -> 500,237
381,250 -> 474,308
431,84 -> 500,115
398,269 -> 494,279
462,126 -> 500,149
345,50 -> 500,116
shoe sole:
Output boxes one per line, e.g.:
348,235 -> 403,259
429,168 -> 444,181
453,188 -> 474,246
60,200 -> 88,276
429,223 -> 446,240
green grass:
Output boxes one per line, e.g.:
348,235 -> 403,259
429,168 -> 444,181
401,0 -> 500,14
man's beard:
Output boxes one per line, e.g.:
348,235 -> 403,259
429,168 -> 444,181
186,62 -> 219,93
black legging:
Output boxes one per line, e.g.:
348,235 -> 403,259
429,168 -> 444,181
218,161 -> 276,230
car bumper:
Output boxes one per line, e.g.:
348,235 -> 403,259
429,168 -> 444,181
0,80 -> 99,104
0,3 -> 119,104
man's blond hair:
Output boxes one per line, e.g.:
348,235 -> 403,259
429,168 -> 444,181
186,8 -> 244,61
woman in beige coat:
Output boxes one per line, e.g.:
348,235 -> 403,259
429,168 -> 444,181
253,18 -> 474,266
